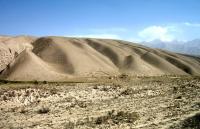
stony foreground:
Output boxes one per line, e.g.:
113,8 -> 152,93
0,76 -> 200,129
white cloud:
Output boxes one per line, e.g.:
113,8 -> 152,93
183,22 -> 200,27
67,34 -> 121,39
138,26 -> 175,42
66,22 -> 200,42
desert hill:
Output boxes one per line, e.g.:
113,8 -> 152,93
0,36 -> 200,81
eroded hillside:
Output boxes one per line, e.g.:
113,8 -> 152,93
0,36 -> 200,81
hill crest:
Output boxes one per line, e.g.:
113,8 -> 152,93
0,36 -> 200,81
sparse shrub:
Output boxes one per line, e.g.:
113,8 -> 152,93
72,110 -> 139,127
0,80 -> 8,84
102,87 -> 109,91
50,88 -> 57,95
33,80 -> 39,85
192,102 -> 200,109
113,83 -> 122,88
19,107 -> 28,114
8,91 -> 15,97
37,106 -> 50,114
119,73 -> 128,79
99,85 -> 113,92
93,85 -> 98,89
108,110 -> 115,116
25,90 -> 30,96
0,91 -> 3,96
10,108 -> 17,112
43,81 -> 48,84
175,95 -> 182,99
112,111 -> 139,124
173,86 -> 178,93
2,95 -> 8,101
95,110 -> 139,125
65,121 -> 75,129
108,76 -> 115,80
120,88 -> 135,96
77,101 -> 87,108
95,115 -> 109,125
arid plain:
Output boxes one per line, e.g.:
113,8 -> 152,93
0,36 -> 199,129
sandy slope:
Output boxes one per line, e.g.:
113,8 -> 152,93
0,36 -> 34,72
0,36 -> 200,81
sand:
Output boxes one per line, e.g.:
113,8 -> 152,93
0,36 -> 200,81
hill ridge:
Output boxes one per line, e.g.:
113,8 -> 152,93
0,36 -> 200,81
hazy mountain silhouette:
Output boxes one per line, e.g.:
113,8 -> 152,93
142,39 -> 200,56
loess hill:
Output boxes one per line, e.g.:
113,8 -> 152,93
0,36 -> 200,81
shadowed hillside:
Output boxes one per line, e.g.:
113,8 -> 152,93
0,36 -> 200,81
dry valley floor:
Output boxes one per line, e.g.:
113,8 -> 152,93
0,75 -> 200,129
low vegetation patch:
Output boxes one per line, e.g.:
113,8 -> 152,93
118,73 -> 129,79
63,110 -> 139,128
92,111 -> 139,126
64,121 -> 75,129
95,110 -> 139,125
120,88 -> 136,96
37,106 -> 50,114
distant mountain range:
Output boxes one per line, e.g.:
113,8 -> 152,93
141,39 -> 200,56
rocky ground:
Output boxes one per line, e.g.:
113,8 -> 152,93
0,75 -> 200,129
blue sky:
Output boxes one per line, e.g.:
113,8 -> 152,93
0,0 -> 200,41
